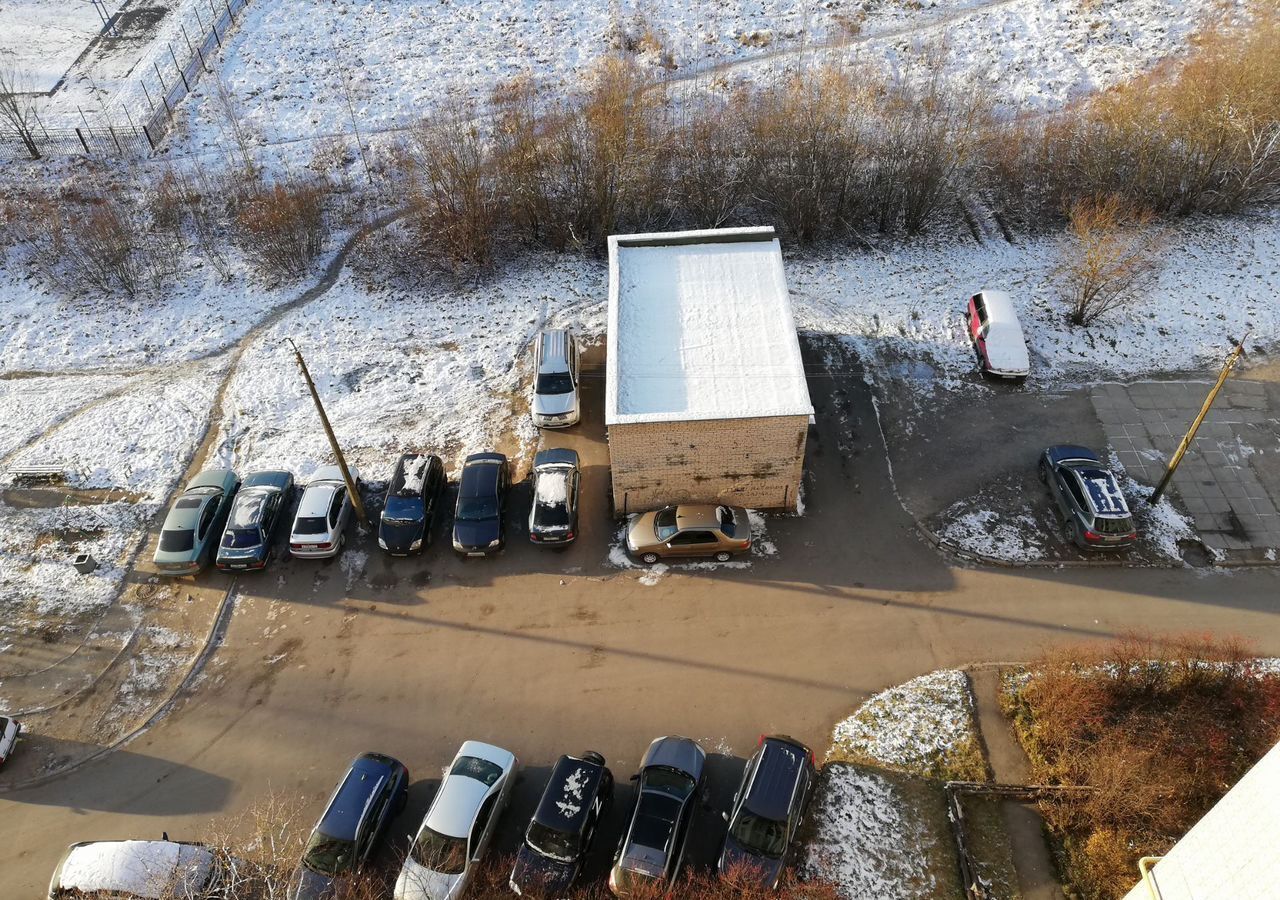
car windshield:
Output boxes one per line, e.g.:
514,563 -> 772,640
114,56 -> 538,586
536,372 -> 574,395
294,516 -> 328,535
451,755 -> 504,786
1095,515 -> 1134,535
456,497 -> 498,521
644,768 -> 695,799
302,832 -> 356,877
527,821 -> 578,863
410,826 -> 467,875
653,508 -> 678,542
383,496 -> 423,525
730,810 -> 788,859
159,529 -> 195,553
631,793 -> 681,851
222,528 -> 261,549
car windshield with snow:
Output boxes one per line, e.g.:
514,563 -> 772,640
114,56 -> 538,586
379,453 -> 443,556
216,471 -> 293,572
510,751 -> 613,897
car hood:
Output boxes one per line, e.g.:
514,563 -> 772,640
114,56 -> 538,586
625,512 -> 659,550
380,518 -> 425,549
395,858 -> 462,900
453,518 -> 500,550
718,837 -> 784,887
290,866 -> 339,900
641,737 -> 706,781
533,392 -> 576,416
511,845 -> 576,896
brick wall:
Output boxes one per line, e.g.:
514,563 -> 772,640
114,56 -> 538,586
609,415 -> 808,513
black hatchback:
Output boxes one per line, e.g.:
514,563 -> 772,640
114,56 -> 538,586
378,453 -> 445,556
510,751 -> 614,897
717,735 -> 816,890
452,452 -> 509,557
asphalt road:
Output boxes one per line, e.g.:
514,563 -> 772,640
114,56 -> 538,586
4,340 -> 1280,897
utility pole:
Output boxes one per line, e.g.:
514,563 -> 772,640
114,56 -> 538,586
286,339 -> 369,525
1149,332 -> 1250,506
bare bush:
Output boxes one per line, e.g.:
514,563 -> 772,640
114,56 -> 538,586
234,178 -> 329,280
1004,633 -> 1280,899
0,61 -> 42,160
22,194 -> 168,297
1058,194 -> 1163,326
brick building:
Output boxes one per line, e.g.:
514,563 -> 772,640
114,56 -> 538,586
605,226 -> 813,514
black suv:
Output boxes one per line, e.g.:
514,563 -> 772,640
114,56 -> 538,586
289,752 -> 410,900
717,735 -> 816,890
378,453 -> 445,556
510,751 -> 614,897
452,453 -> 509,557
528,448 -> 580,547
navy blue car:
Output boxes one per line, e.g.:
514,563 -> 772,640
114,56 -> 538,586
215,470 -> 294,572
378,453 -> 445,556
718,735 -> 816,890
452,453 -> 509,557
290,752 -> 410,900
510,751 -> 614,897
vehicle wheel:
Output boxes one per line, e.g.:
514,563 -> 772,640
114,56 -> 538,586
640,552 -> 660,565
1037,460 -> 1050,484
714,551 -> 732,562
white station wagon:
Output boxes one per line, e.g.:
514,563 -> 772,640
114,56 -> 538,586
966,289 -> 1030,381
395,741 -> 518,900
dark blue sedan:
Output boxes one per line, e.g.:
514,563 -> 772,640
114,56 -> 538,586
215,470 -> 294,572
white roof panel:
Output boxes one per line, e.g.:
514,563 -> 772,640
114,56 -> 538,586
606,227 -> 813,425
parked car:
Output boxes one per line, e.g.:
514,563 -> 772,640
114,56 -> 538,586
395,741 -> 519,900
609,736 -> 707,896
0,715 -> 21,767
966,289 -> 1030,381
290,752 -> 410,900
510,751 -> 614,897
379,453 -> 446,556
215,470 -> 294,572
625,505 -> 751,564
1038,445 -> 1138,550
154,469 -> 240,575
531,328 -> 581,428
48,839 -> 235,900
717,735 -> 817,890
528,449 -> 580,547
452,453 -> 509,557
289,465 -> 360,559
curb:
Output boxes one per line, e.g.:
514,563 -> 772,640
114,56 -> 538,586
9,617 -> 144,717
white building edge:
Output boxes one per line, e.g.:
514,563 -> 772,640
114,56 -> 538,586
1122,738 -> 1280,900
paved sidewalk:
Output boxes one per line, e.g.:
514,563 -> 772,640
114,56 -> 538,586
1092,380 -> 1280,559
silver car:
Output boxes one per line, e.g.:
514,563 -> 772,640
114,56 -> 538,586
289,465 -> 360,559
531,329 -> 581,428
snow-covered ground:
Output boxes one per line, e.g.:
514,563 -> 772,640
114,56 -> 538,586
828,669 -> 984,780
789,211 -> 1280,389
0,0 -> 118,92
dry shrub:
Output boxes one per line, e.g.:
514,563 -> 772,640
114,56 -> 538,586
234,178 -> 329,280
1005,633 -> 1280,899
1059,194 -> 1163,326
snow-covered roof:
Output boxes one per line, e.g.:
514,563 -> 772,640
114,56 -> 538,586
56,840 -> 215,899
606,227 -> 813,426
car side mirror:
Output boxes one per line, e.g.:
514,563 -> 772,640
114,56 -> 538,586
629,773 -> 639,782
720,811 -> 729,822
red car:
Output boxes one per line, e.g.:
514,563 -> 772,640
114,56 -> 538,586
966,289 -> 1030,380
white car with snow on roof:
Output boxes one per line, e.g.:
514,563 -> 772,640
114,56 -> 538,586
966,289 -> 1030,381
1038,445 -> 1137,550
395,741 -> 518,900
528,448 -> 580,546
47,838 -> 237,900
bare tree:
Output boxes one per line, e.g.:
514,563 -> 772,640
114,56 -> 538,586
1059,195 -> 1163,327
0,59 -> 42,160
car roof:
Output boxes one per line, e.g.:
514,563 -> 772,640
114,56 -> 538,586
297,481 -> 340,517
425,742 -> 515,839
533,448 -> 579,470
57,840 -> 215,899
641,736 -> 705,780
389,453 -> 438,497
743,739 -> 808,821
164,495 -> 210,531
669,505 -> 735,530
1075,467 -> 1131,516
318,755 -> 397,840
311,464 -> 348,483
537,329 -> 573,373
228,490 -> 270,529
242,470 -> 291,490
976,289 -> 1019,323
460,455 -> 504,495
188,469 -> 235,491
533,755 -> 605,833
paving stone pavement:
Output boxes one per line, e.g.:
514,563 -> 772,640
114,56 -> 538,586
1092,379 -> 1280,559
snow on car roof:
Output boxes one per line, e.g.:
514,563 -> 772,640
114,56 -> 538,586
1079,468 -> 1131,516
606,227 -> 814,425
229,490 -> 269,528
534,469 -> 570,506
57,840 -> 215,899
396,454 -> 429,495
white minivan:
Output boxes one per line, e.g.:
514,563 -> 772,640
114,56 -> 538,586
966,289 -> 1030,380
531,329 -> 581,428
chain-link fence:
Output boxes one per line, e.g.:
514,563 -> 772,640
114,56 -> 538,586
0,0 -> 250,161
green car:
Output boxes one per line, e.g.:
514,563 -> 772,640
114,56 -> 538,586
153,468 -> 240,575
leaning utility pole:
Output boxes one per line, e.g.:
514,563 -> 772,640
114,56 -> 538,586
1149,332 -> 1250,506
286,339 -> 369,525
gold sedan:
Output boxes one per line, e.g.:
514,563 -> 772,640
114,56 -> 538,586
625,504 -> 752,564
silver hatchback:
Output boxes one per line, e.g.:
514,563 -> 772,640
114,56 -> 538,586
289,465 -> 360,558
531,329 -> 581,428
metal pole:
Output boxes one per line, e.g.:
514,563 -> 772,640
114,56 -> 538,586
140,78 -> 155,111
181,23 -> 195,56
1149,333 -> 1251,506
286,339 -> 369,525
170,45 -> 191,92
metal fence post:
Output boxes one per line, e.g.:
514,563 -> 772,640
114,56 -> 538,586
141,123 -> 155,150
75,128 -> 90,153
170,45 -> 190,91
181,24 -> 195,55
107,124 -> 122,153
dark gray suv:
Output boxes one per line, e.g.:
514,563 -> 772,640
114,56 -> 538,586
717,735 -> 816,890
1038,445 -> 1138,550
